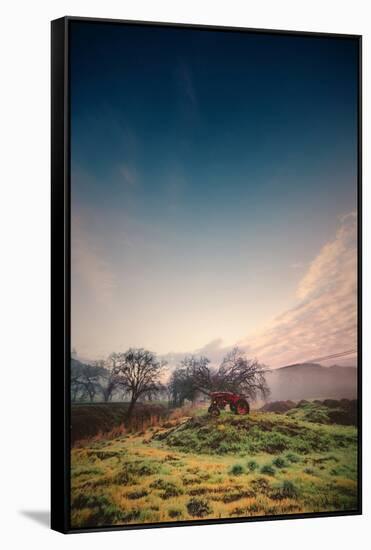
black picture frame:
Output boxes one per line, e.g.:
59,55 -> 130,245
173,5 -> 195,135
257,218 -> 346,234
51,16 -> 362,534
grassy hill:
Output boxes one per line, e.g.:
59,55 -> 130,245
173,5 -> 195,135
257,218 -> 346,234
261,399 -> 357,425
153,409 -> 356,455
266,363 -> 357,400
71,401 -> 358,528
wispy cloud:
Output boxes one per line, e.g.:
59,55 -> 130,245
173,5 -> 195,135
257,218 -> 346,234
240,213 -> 357,368
119,163 -> 138,187
177,62 -> 198,108
160,338 -> 234,370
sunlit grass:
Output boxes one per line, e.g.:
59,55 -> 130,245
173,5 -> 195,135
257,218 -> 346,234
71,407 -> 358,528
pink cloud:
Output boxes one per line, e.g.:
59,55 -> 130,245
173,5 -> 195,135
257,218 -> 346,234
240,213 -> 357,368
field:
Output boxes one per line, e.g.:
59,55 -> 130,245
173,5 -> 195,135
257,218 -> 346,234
71,401 -> 358,528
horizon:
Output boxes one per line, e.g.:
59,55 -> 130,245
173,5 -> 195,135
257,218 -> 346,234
71,348 -> 357,372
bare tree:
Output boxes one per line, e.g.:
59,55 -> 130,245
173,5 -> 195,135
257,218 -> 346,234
216,348 -> 270,400
70,359 -> 102,402
71,367 -> 86,402
169,348 -> 269,404
96,354 -> 121,402
113,348 -> 166,419
182,355 -> 213,395
168,364 -> 198,407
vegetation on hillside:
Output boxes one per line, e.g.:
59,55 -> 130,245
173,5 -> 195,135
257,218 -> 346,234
71,401 -> 358,528
153,411 -> 356,455
71,402 -> 170,445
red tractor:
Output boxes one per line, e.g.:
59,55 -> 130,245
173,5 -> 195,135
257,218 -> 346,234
208,391 -> 250,417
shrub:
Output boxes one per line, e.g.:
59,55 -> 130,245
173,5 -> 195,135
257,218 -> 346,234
229,464 -> 244,476
120,509 -> 141,523
293,438 -> 314,454
247,460 -> 258,472
305,409 -> 329,424
250,477 -> 271,494
72,493 -> 124,526
285,453 -> 300,463
94,451 -> 117,460
169,509 -> 182,518
260,401 -> 296,413
270,480 -> 299,500
222,490 -> 255,503
72,467 -> 102,478
272,457 -> 286,468
149,479 -> 168,490
137,463 -> 157,476
262,432 -> 290,453
160,483 -> 183,499
186,498 -> 212,518
73,493 -> 123,510
328,408 -> 357,426
112,465 -> 135,486
260,464 -> 276,476
189,487 -> 208,496
182,476 -> 202,486
323,399 -> 340,409
84,505 -> 124,526
127,490 -> 148,499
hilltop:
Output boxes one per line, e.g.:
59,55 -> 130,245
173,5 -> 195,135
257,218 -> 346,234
153,403 -> 357,456
265,363 -> 357,401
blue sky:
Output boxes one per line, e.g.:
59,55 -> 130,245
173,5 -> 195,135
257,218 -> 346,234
70,22 -> 358,365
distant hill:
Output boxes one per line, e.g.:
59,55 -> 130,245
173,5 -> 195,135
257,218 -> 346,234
265,363 -> 357,401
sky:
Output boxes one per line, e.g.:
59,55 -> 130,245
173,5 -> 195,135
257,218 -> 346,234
70,22 -> 358,368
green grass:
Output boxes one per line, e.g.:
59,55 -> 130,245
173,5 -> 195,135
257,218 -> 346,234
153,411 -> 357,456
71,404 -> 358,528
286,400 -> 357,426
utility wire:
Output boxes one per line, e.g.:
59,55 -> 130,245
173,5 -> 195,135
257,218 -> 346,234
303,349 -> 357,364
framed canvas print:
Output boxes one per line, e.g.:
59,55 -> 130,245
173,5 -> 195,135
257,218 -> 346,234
51,16 -> 362,533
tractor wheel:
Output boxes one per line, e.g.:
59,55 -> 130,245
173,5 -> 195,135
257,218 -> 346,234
230,404 -> 237,413
208,405 -> 220,417
236,399 -> 250,415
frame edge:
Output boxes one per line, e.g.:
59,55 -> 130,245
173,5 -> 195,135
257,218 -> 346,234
51,16 -> 69,534
51,17 -> 362,533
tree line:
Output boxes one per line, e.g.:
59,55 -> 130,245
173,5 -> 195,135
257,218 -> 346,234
71,347 -> 269,418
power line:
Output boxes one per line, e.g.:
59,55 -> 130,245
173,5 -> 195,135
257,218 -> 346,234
264,349 -> 357,371
304,349 -> 357,364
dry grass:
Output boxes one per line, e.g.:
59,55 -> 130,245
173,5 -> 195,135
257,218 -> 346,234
71,408 -> 358,528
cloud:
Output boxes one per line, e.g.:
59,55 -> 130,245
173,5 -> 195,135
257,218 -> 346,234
119,163 -> 137,187
177,62 -> 197,107
71,213 -> 116,305
297,212 -> 356,300
240,213 -> 358,368
160,338 -> 234,370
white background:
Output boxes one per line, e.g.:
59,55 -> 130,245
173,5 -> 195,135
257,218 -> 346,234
1,0 -> 369,548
